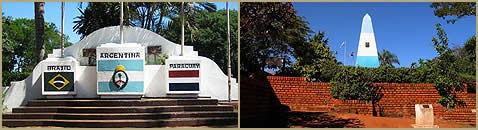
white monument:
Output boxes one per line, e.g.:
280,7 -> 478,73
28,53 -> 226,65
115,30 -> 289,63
356,13 -> 380,68
3,26 -> 238,112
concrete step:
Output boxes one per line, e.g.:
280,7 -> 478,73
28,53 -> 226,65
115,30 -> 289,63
27,99 -> 218,106
2,117 -> 238,128
12,105 -> 234,113
3,111 -> 237,120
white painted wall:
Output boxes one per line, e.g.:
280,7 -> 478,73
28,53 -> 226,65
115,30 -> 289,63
3,26 -> 238,112
3,56 -> 238,111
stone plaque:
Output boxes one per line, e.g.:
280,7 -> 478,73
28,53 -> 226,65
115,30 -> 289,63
412,104 -> 438,128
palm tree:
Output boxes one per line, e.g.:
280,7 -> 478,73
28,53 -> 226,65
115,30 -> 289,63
172,2 -> 216,43
34,2 -> 45,62
73,2 -> 215,39
378,49 -> 400,67
73,2 -> 135,38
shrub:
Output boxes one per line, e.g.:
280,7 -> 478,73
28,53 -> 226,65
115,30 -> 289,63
2,71 -> 31,87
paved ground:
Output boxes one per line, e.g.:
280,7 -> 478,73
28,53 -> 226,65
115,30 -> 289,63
289,112 -> 474,128
3,125 -> 238,128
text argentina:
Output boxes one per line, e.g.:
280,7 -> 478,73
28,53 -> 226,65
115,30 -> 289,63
100,52 -> 141,59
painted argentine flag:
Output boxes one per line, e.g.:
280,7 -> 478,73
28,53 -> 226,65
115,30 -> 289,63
96,43 -> 145,95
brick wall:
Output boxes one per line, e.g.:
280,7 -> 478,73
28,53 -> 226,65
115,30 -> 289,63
240,75 -> 290,127
266,76 -> 476,125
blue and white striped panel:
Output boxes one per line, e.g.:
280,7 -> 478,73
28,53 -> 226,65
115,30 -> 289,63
97,59 -> 144,93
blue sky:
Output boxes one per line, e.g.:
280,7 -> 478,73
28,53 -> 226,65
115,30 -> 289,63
2,2 -> 238,44
293,2 -> 476,67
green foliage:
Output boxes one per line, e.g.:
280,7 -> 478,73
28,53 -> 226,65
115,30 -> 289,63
462,36 -> 476,63
2,72 -> 31,87
330,66 -> 377,101
74,2 -> 217,38
409,59 -> 439,83
2,16 -> 72,86
146,54 -> 169,65
161,9 -> 238,77
73,2 -> 133,38
240,2 -> 312,74
329,65 -> 436,102
430,23 -> 474,108
378,49 -> 400,67
2,93 -> 7,112
283,32 -> 339,82
430,2 -> 476,24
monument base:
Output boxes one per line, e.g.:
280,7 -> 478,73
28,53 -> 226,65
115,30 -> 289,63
46,95 -> 75,99
411,124 -> 439,128
100,95 -> 142,99
166,93 -> 211,98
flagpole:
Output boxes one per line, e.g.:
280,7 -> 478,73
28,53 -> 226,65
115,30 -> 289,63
180,2 -> 185,56
61,2 -> 65,58
120,2 -> 124,44
226,2 -> 232,103
344,41 -> 346,66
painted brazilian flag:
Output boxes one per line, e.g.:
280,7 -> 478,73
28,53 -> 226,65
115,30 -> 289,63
43,72 -> 74,91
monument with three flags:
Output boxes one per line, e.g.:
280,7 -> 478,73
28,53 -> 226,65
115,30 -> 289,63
2,2 -> 238,127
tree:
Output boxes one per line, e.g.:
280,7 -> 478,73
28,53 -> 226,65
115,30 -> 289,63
430,2 -> 476,24
128,2 -> 175,32
73,2 -> 134,38
160,9 -> 238,77
74,2 -> 216,40
170,2 -> 216,43
2,16 -> 73,86
431,23 -> 474,108
451,36 -> 476,63
378,49 -> 400,67
330,66 -> 383,116
286,32 -> 339,82
34,2 -> 45,62
240,2 -> 312,75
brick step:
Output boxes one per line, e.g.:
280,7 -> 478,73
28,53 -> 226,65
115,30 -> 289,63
289,105 -> 330,112
12,105 -> 234,113
3,111 -> 237,120
443,118 -> 476,121
442,119 -> 476,123
2,117 -> 238,128
27,99 -> 218,106
443,115 -> 476,117
444,112 -> 476,116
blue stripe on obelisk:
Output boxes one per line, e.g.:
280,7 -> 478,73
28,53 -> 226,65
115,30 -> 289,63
98,81 -> 144,92
97,60 -> 144,71
356,56 -> 380,68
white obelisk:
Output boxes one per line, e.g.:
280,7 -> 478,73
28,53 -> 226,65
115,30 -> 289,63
356,13 -> 380,68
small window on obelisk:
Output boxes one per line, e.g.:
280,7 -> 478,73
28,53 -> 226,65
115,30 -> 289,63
365,42 -> 370,48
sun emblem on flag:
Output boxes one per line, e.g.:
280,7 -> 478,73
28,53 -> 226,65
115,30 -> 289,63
112,65 -> 129,89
